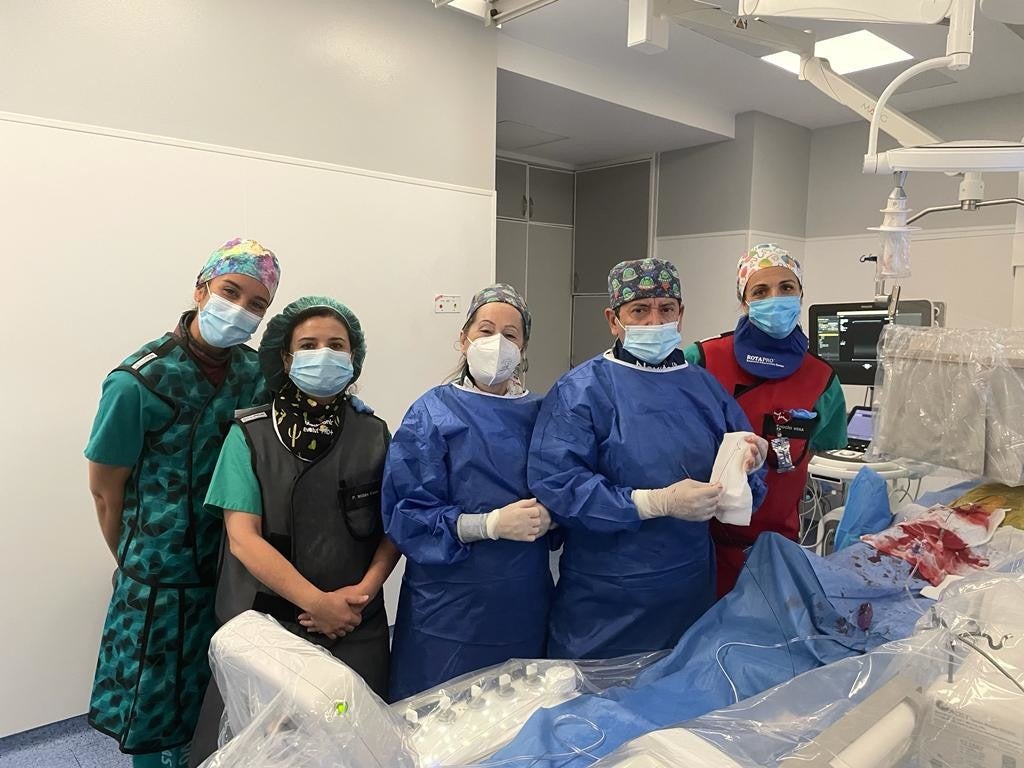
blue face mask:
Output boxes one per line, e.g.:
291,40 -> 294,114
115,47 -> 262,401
288,348 -> 354,398
747,296 -> 802,339
198,291 -> 262,348
618,319 -> 682,365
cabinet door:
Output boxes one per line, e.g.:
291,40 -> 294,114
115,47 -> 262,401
495,219 -> 528,296
528,167 -> 574,226
573,161 -> 651,294
496,159 -> 528,220
525,224 -> 573,394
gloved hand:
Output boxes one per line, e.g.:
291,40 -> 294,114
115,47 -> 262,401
348,395 -> 374,415
634,479 -> 723,522
486,499 -> 552,542
744,434 -> 769,472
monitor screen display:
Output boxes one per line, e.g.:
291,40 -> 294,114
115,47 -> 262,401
847,408 -> 875,442
809,301 -> 932,386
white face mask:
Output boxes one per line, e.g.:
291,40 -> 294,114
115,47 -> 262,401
466,333 -> 522,386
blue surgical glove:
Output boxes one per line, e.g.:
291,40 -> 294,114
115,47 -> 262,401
789,409 -> 818,420
348,395 -> 374,415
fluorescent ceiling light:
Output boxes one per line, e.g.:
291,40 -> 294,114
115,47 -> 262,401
762,29 -> 913,75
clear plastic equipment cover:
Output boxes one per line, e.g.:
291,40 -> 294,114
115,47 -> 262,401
591,546 -> 1024,768
199,611 -> 665,767
869,324 -> 1024,486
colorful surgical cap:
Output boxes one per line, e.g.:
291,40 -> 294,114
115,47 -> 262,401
196,238 -> 281,300
736,243 -> 803,301
466,283 -> 532,340
260,296 -> 365,390
607,258 -> 682,310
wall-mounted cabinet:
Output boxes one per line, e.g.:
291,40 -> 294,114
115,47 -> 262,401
495,157 -> 654,390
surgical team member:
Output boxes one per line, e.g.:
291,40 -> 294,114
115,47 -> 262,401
529,258 -> 767,660
684,244 -> 846,596
189,296 -> 399,761
85,239 -> 280,767
384,284 -> 553,701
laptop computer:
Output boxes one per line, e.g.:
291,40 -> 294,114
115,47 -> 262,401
845,406 -> 874,452
822,406 -> 875,462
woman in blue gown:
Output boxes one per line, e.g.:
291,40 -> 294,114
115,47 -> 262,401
383,284 -> 554,702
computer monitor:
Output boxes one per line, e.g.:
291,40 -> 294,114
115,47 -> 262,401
808,300 -> 936,386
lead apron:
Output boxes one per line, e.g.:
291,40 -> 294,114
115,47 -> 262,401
698,333 -> 834,595
217,402 -> 390,691
89,335 -> 262,755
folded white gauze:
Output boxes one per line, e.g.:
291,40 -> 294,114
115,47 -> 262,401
711,432 -> 754,526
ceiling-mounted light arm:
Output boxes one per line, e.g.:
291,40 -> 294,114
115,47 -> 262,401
637,1 -> 942,149
865,56 -> 956,160
799,58 -> 942,147
735,1 -> 954,24
430,0 -> 560,24
864,0 -> 974,167
726,0 -> 978,171
908,198 -> 1024,224
484,0 -> 561,26
657,0 -> 815,57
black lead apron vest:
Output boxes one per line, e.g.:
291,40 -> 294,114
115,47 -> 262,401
215,401 -> 391,696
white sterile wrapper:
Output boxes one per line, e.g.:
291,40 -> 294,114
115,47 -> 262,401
712,432 -> 755,526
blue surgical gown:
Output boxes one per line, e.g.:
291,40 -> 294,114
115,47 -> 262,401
529,353 -> 767,660
383,384 -> 553,702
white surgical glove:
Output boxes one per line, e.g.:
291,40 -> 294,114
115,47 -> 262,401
634,480 -> 723,522
485,499 -> 552,542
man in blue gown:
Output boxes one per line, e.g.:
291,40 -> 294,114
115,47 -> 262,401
528,258 -> 767,659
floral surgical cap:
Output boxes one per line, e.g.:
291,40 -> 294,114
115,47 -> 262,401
736,243 -> 802,301
196,238 -> 281,300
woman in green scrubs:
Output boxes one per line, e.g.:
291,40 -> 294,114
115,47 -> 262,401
85,239 -> 281,768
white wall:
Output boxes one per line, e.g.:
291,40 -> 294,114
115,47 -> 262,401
748,114 -> 811,239
0,0 -> 497,190
657,114 -> 755,237
801,228 -> 1014,329
0,115 -> 495,739
0,0 -> 498,738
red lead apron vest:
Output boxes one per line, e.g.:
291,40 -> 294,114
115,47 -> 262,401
698,332 -> 836,596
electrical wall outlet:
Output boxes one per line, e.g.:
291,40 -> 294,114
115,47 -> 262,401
435,294 -> 461,314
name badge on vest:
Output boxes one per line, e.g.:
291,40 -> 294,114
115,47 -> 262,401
763,410 -> 818,442
339,481 -> 383,541
763,411 -> 817,474
340,482 -> 382,511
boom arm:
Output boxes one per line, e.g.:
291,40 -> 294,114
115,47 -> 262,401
799,58 -> 942,147
650,0 -> 946,149
735,1 -> 954,25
